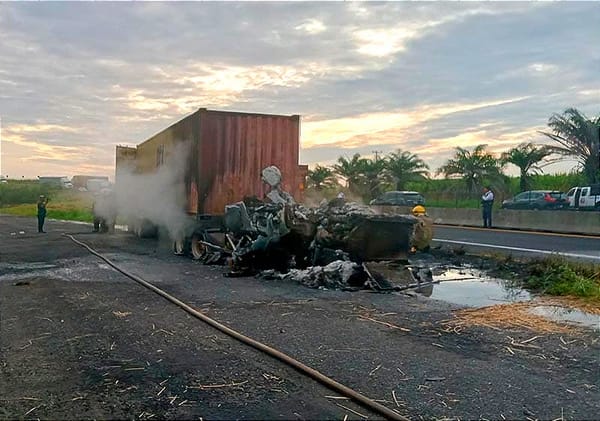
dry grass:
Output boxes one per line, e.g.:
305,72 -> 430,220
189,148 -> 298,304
442,302 -> 578,334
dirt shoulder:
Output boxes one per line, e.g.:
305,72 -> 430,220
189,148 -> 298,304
1,216 -> 599,420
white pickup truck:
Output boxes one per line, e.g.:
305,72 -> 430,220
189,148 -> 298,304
566,184 -> 600,209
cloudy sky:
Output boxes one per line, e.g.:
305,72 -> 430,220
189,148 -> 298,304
0,1 -> 598,179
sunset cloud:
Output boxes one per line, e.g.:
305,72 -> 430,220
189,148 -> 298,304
0,1 -> 598,179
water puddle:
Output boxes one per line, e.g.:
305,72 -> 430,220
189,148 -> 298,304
529,306 -> 600,331
424,266 -> 599,330
426,267 -> 531,307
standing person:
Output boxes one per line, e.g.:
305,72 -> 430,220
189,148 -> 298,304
410,205 -> 433,253
37,195 -> 48,233
481,186 -> 494,228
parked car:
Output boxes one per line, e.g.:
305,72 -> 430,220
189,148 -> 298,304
370,191 -> 425,206
501,190 -> 567,210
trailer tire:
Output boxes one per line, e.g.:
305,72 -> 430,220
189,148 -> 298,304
190,234 -> 207,260
173,238 -> 188,256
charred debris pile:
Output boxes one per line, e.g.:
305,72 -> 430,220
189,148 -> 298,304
197,197 -> 434,292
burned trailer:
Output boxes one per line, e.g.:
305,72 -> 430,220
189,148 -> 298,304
217,197 -> 417,279
115,108 -> 308,251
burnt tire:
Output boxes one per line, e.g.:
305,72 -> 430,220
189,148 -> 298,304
190,234 -> 207,260
173,238 -> 188,256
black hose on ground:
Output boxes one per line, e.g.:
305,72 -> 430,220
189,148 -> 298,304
65,234 -> 409,421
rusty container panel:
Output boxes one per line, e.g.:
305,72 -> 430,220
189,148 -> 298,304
127,112 -> 198,214
125,108 -> 305,217
196,110 -> 303,214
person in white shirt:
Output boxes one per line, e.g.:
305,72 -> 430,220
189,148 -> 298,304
481,186 -> 494,228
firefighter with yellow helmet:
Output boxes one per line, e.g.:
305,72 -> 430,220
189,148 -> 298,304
410,205 -> 433,253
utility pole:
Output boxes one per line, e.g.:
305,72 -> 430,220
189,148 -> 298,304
372,150 -> 383,162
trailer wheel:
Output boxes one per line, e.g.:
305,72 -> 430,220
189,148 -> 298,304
173,238 -> 187,256
190,234 -> 206,260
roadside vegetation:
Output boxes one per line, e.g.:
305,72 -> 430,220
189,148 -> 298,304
0,182 -> 94,222
525,257 -> 600,300
306,107 -> 599,204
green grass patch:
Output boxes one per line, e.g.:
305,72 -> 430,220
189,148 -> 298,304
524,257 -> 600,299
0,185 -> 95,223
0,203 -> 93,222
0,182 -> 61,206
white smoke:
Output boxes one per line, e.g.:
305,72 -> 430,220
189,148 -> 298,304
114,142 -> 191,240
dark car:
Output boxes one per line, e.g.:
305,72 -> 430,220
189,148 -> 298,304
370,191 -> 425,206
501,190 -> 567,210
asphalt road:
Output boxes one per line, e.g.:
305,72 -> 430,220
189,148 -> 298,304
2,216 -> 600,420
433,225 -> 600,262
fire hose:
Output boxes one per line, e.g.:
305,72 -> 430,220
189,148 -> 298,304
65,234 -> 409,421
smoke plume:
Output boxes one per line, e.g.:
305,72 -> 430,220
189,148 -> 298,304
114,142 -> 191,240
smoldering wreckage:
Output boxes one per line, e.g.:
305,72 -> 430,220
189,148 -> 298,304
105,165 -> 436,294
103,109 -> 435,294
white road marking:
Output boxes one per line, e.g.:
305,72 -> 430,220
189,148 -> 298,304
432,238 -> 600,261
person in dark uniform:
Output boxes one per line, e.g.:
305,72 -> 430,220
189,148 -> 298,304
481,186 -> 494,228
37,195 -> 48,233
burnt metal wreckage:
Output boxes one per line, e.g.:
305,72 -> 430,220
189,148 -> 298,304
187,166 -> 436,293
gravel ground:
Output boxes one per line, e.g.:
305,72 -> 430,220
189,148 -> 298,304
1,215 -> 599,420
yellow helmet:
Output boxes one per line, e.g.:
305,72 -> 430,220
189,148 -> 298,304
412,205 -> 426,216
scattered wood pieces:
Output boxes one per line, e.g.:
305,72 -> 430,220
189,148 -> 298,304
392,390 -> 400,407
157,387 -> 166,397
425,377 -> 446,382
368,364 -> 382,376
112,311 -> 131,318
358,316 -> 411,332
507,336 -> 541,350
19,340 -> 33,350
521,335 -> 542,344
124,367 -> 145,371
335,403 -> 368,419
23,405 -> 43,416
325,396 -> 350,400
152,329 -> 174,336
188,380 -> 248,390
35,317 -> 54,323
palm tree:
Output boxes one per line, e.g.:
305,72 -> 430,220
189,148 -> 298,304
501,143 -> 553,192
360,158 -> 388,201
384,150 -> 429,190
540,108 -> 600,184
333,154 -> 367,193
437,144 -> 503,193
306,165 -> 337,191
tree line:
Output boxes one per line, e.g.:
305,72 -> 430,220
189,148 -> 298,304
306,108 -> 600,204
